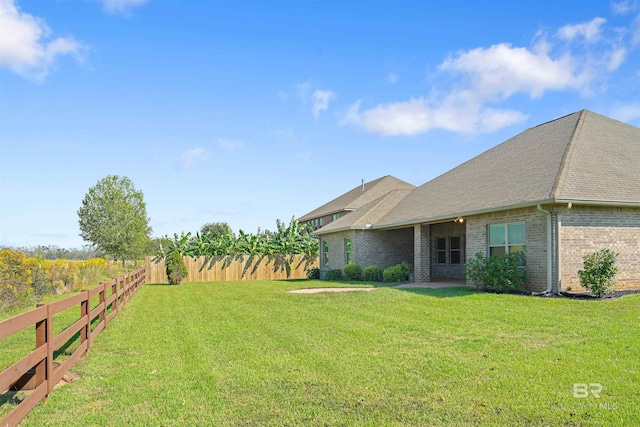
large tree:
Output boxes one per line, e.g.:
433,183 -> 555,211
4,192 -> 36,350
200,222 -> 233,237
78,175 -> 152,263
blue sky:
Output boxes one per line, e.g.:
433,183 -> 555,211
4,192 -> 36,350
1,0 -> 639,249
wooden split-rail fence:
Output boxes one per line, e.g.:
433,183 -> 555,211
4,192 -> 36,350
0,268 -> 145,427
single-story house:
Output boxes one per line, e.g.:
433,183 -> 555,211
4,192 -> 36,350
300,110 -> 640,293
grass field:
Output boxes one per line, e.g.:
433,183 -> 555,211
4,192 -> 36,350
9,280 -> 640,426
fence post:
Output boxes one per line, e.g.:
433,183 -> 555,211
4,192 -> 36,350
112,279 -> 118,316
81,290 -> 90,353
99,282 -> 105,325
35,303 -> 47,388
45,304 -> 53,395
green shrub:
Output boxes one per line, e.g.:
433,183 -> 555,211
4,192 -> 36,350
306,267 -> 320,280
363,265 -> 383,282
578,249 -> 618,297
343,263 -> 362,280
166,252 -> 188,285
383,261 -> 411,282
325,269 -> 342,281
465,252 -> 526,292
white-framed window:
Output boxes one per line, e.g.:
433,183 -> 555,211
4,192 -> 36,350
344,238 -> 352,264
450,236 -> 461,264
332,213 -> 340,221
436,237 -> 446,264
489,222 -> 525,257
322,240 -> 329,266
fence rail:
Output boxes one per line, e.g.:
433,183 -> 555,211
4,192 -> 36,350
145,255 -> 317,283
0,268 -> 145,427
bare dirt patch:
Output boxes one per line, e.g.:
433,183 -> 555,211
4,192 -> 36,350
288,287 -> 376,294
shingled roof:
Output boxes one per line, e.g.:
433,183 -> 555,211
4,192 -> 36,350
315,189 -> 414,234
298,175 -> 415,222
375,110 -> 640,228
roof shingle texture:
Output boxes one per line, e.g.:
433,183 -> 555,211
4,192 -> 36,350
376,110 -> 640,228
298,175 -> 415,222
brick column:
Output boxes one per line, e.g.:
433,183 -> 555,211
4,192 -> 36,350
414,224 -> 430,282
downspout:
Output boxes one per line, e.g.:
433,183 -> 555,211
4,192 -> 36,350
537,204 -> 553,294
556,203 -> 572,294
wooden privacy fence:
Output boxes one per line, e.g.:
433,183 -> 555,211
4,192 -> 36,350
0,268 -> 145,427
145,254 -> 318,283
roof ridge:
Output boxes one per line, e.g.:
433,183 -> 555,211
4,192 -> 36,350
550,110 -> 587,199
358,189 -> 400,219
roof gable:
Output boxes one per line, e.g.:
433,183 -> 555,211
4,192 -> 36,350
554,110 -> 640,203
377,111 -> 582,227
299,175 -> 415,222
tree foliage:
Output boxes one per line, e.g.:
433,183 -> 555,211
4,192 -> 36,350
166,252 -> 188,285
78,175 -> 152,262
200,222 -> 233,238
465,252 -> 526,292
155,217 -> 318,278
578,249 -> 618,297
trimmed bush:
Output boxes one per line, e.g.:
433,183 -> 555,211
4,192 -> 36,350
325,269 -> 342,281
306,267 -> 320,280
578,249 -> 618,297
383,261 -> 411,283
166,252 -> 188,285
343,263 -> 362,280
465,252 -> 526,292
363,265 -> 383,282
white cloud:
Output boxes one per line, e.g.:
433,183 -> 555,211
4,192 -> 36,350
610,104 -> 640,122
439,42 -> 587,99
217,139 -> 244,152
180,147 -> 208,169
611,0 -> 639,15
479,108 -> 530,133
0,0 -> 85,81
295,82 -> 336,117
557,17 -> 607,42
342,96 -> 528,136
607,47 -> 627,70
102,0 -> 148,16
312,89 -> 335,118
387,72 -> 398,84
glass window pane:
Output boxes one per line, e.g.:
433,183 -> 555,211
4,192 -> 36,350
508,222 -> 526,245
489,225 -> 505,245
436,237 -> 446,250
450,236 -> 460,250
437,251 -> 446,264
489,246 -> 506,257
450,251 -> 461,264
509,245 -> 525,254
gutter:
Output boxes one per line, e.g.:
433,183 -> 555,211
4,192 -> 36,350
556,203 -> 572,293
537,204 -> 553,294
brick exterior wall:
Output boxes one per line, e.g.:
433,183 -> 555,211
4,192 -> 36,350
414,225 -> 430,282
466,207 -> 549,293
561,206 -> 640,291
318,230 -> 355,271
355,228 -> 414,271
319,228 -> 414,273
430,221 -> 466,279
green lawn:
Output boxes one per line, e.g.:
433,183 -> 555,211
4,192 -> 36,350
11,280 -> 640,426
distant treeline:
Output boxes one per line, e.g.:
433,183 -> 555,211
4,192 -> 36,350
0,245 -> 101,261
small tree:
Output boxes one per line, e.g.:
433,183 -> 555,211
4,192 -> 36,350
200,222 -> 233,238
578,249 -> 618,298
78,175 -> 152,265
166,252 -> 188,285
